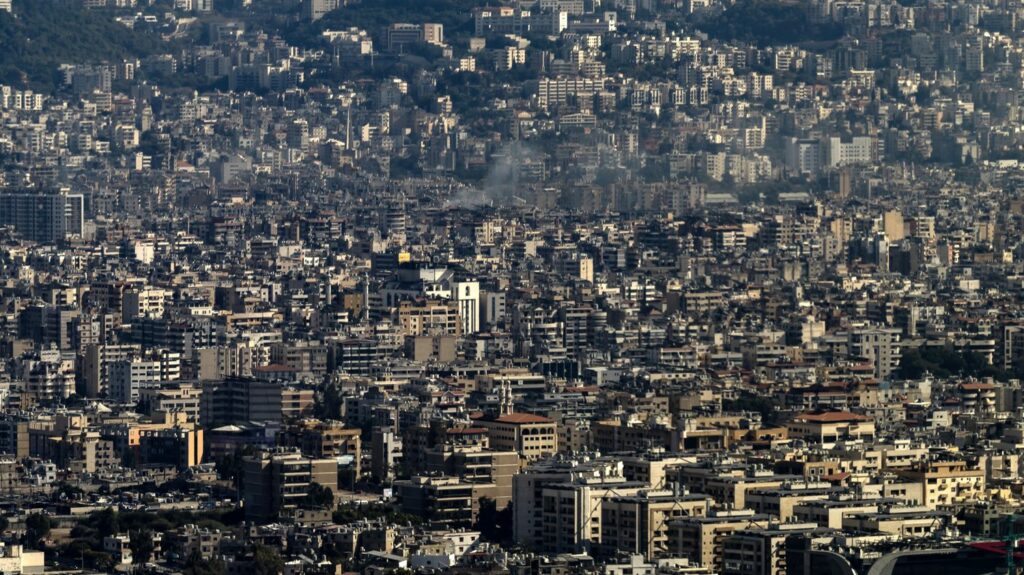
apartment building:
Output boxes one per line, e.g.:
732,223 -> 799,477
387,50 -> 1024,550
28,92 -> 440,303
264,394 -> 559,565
108,349 -> 181,404
841,506 -> 952,538
536,474 -> 648,554
279,418 -> 362,478
138,426 -> 204,470
786,411 -> 875,448
600,489 -> 713,559
666,509 -> 771,572
894,460 -> 986,508
722,523 -> 832,575
397,299 -> 463,337
200,377 -> 314,427
394,475 -> 482,526
473,412 -> 558,461
424,444 -> 520,509
121,287 -> 170,322
138,383 -> 202,421
242,449 -> 338,520
745,482 -> 839,521
791,496 -> 891,529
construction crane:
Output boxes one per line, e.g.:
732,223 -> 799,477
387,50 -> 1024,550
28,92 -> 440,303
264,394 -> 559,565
965,513 -> 1024,573
1004,514 -> 1024,575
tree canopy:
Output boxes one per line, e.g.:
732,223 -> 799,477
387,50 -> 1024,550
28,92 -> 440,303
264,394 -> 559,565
897,345 -> 1007,380
696,0 -> 844,46
304,482 -> 336,509
0,0 -> 165,90
24,513 -> 52,548
130,529 -> 155,565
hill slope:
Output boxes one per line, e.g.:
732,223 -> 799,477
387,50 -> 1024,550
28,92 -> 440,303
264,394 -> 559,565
0,0 -> 164,90
696,0 -> 843,46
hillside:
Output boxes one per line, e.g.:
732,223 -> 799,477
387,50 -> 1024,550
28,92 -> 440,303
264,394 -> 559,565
278,0 -> 487,47
695,0 -> 844,46
0,0 -> 165,90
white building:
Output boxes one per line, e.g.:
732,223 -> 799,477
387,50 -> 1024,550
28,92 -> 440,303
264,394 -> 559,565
784,138 -> 822,174
0,544 -> 45,574
825,136 -> 873,167
109,351 -> 182,404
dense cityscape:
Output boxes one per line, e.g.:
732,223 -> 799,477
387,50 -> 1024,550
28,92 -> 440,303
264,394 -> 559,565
4,0 -> 1024,573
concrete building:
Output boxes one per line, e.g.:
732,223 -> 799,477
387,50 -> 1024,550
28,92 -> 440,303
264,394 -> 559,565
894,460 -> 986,508
280,418 -> 362,478
600,489 -> 714,559
0,188 -> 84,243
845,329 -> 902,380
786,412 -> 876,449
200,377 -> 314,427
303,0 -> 339,21
473,412 -> 558,461
394,475 -> 481,526
667,509 -> 772,572
722,523 -> 833,575
0,544 -> 44,574
242,449 -> 338,520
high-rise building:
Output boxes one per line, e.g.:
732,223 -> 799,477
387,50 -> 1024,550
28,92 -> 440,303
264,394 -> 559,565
303,0 -> 339,21
784,138 -> 822,175
600,490 -> 714,559
108,350 -> 182,404
454,280 -> 480,334
286,119 -> 309,153
845,328 -> 902,380
825,136 -> 874,167
0,188 -> 84,244
82,343 -> 140,397
18,304 -> 80,350
200,377 -> 314,427
371,428 -> 402,482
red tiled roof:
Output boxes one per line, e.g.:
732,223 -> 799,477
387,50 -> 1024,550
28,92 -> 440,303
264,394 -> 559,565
494,413 -> 554,424
794,411 -> 870,423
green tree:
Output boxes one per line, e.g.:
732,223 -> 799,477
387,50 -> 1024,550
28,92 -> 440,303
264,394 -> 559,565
217,446 -> 254,488
86,550 -> 116,571
24,513 -> 52,548
252,545 -> 284,575
696,0 -> 843,46
897,345 -> 1006,380
316,383 -> 345,419
184,551 -> 227,575
94,508 -> 120,538
304,482 -> 335,509
474,497 -> 513,544
52,481 -> 86,502
0,0 -> 166,90
129,529 -> 155,565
